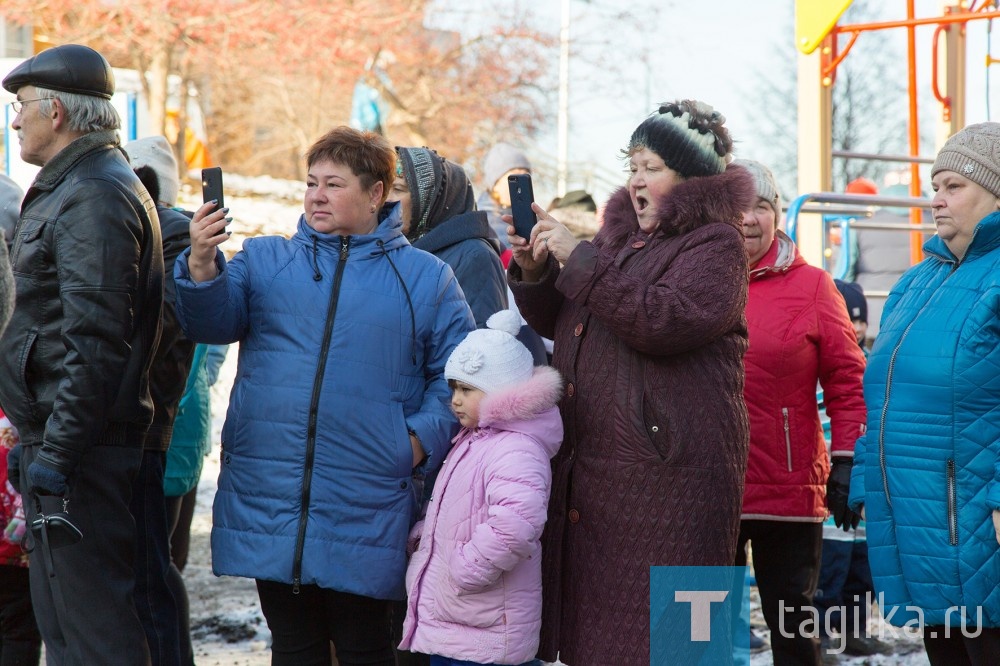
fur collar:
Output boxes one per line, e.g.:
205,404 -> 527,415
478,366 -> 563,428
597,164 -> 755,250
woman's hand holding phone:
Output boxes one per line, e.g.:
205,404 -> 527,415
188,167 -> 232,283
506,203 -> 579,281
187,201 -> 231,284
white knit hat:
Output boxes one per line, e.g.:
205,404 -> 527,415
127,135 -> 179,206
445,310 -> 533,394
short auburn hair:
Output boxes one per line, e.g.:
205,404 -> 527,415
306,126 -> 395,202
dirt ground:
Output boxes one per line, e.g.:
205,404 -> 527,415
186,446 -> 272,666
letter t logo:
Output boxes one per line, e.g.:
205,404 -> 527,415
674,590 -> 729,641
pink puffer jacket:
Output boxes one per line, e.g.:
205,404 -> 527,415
399,366 -> 563,664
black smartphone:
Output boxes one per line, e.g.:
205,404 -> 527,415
201,167 -> 225,211
507,173 -> 537,240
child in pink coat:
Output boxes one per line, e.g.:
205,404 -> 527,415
399,310 -> 563,666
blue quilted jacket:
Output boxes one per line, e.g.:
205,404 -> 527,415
849,210 -> 1000,627
174,204 -> 475,600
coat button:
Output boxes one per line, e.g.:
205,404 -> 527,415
224,454 -> 231,464
400,481 -> 408,489
568,509 -> 580,523
631,240 -> 646,249
566,383 -> 575,397
573,323 -> 584,336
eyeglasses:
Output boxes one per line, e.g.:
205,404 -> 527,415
8,98 -> 47,114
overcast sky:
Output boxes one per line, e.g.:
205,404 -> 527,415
434,0 -> 1000,204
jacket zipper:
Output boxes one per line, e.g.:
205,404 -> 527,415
292,236 -> 350,593
947,459 -> 958,546
878,317 -> 916,510
782,408 -> 792,472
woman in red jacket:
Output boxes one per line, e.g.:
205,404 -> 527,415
735,159 -> 867,666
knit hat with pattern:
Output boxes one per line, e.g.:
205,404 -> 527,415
732,159 -> 781,221
931,122 -> 1000,198
445,310 -> 533,394
396,147 -> 476,242
626,100 -> 733,179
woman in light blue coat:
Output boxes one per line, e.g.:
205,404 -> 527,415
849,122 -> 1000,665
174,126 -> 475,666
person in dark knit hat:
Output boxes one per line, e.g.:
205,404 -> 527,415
0,44 -> 162,665
809,279 -> 891,660
850,122 -> 1000,666
833,279 -> 868,346
507,99 -> 755,665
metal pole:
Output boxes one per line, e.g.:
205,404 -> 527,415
557,0 -> 570,197
907,0 -> 924,265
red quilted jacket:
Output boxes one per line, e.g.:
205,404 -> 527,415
742,231 -> 866,520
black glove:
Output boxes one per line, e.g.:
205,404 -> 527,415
27,460 -> 68,497
6,444 -> 22,494
827,457 -> 861,531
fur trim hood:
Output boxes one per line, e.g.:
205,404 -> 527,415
598,163 -> 755,250
477,366 -> 564,457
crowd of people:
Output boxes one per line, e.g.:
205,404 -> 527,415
0,42 -> 1000,666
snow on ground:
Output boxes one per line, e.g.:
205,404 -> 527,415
180,183 -> 932,665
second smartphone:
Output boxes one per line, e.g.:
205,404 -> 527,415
507,173 -> 537,240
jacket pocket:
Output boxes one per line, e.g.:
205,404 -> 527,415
390,392 -> 412,477
16,329 -> 40,423
947,459 -> 958,546
10,217 -> 48,275
432,572 -> 504,628
781,407 -> 793,472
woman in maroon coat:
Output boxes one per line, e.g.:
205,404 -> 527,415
507,100 -> 755,665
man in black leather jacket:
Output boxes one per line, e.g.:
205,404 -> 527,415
0,44 -> 163,665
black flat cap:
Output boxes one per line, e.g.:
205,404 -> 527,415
2,44 -> 115,99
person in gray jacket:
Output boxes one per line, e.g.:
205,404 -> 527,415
0,45 -> 163,665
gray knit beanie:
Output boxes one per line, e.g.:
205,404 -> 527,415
127,135 -> 180,206
445,310 -> 533,394
732,159 -> 781,221
482,142 -> 531,192
0,175 -> 23,248
931,122 -> 1000,198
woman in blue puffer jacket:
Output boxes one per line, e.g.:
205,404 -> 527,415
849,122 -> 1000,665
174,126 -> 475,666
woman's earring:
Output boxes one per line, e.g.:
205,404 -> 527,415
370,205 -> 376,213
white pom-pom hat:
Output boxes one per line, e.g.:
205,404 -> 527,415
445,310 -> 534,394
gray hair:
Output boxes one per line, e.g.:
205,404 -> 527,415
34,86 -> 120,133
